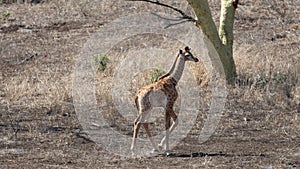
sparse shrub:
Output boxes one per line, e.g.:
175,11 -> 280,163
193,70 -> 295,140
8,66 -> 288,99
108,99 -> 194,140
270,71 -> 287,83
2,11 -> 10,18
256,71 -> 288,88
149,66 -> 165,83
256,71 -> 269,87
235,69 -> 294,90
95,54 -> 109,71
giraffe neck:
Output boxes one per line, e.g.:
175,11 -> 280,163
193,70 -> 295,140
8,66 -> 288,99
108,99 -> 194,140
166,53 -> 179,75
169,55 -> 185,84
157,54 -> 179,80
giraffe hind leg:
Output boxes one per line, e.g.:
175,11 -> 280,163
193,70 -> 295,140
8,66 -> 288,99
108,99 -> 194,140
142,123 -> 159,152
131,115 -> 142,151
131,110 -> 152,151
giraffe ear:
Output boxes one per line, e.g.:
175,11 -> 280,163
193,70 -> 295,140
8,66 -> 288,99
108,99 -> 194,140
185,46 -> 190,51
179,49 -> 183,54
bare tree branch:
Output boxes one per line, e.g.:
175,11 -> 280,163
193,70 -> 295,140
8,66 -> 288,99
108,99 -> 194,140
126,0 -> 197,23
150,12 -> 185,21
164,20 -> 190,29
150,12 -> 191,29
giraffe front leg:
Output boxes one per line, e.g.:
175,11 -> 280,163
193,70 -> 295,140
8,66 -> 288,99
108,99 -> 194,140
159,110 -> 178,152
164,111 -> 172,156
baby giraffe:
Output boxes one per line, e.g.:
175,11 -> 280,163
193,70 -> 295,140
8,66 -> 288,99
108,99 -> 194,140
130,46 -> 199,156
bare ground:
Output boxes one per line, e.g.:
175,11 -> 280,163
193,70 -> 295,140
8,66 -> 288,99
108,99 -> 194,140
0,0 -> 299,168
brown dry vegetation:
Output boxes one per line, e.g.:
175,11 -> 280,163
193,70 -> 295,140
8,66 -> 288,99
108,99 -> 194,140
0,0 -> 299,168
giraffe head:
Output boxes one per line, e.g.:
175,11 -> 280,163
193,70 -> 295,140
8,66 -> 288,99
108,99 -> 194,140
179,46 -> 199,62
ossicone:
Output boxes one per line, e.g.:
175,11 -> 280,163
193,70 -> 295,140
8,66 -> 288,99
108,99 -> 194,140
184,46 -> 191,51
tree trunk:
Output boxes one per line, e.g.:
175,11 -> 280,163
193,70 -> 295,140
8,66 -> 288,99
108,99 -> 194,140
186,0 -> 237,83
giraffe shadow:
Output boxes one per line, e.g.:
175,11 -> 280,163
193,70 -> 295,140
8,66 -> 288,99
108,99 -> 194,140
156,152 -> 267,158
167,152 -> 228,158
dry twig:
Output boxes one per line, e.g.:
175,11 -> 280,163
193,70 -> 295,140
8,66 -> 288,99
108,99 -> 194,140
126,0 -> 198,28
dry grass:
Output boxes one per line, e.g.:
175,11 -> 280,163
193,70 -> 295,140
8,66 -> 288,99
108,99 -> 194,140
0,0 -> 299,168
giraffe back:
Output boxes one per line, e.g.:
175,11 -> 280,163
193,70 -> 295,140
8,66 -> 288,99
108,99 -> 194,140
135,77 -> 178,111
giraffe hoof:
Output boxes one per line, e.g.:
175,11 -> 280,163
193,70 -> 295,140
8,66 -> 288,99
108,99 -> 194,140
166,151 -> 172,157
130,149 -> 135,155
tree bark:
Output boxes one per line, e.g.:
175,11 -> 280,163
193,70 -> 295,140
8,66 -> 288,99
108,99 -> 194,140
186,0 -> 237,83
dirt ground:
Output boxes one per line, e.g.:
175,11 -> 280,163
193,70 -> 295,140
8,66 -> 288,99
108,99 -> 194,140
0,0 -> 299,168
